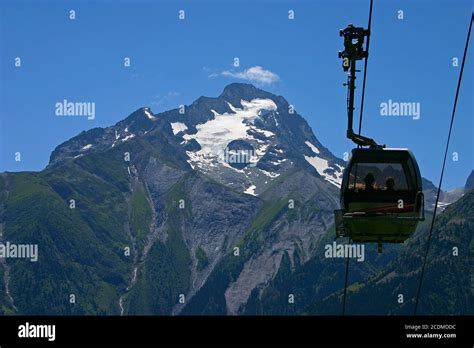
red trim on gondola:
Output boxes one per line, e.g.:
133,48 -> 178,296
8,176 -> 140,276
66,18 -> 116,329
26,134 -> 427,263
351,204 -> 415,214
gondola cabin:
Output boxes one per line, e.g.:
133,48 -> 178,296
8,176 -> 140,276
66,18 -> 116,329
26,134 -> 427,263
334,148 -> 425,252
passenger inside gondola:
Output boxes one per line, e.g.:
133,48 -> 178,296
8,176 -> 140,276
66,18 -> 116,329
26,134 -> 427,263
363,173 -> 375,191
385,177 -> 395,191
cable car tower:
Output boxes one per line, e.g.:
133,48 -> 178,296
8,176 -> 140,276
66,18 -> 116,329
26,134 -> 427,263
335,24 -> 425,253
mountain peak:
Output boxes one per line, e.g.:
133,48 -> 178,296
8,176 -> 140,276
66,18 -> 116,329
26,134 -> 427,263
219,83 -> 275,106
48,84 -> 346,194
221,82 -> 261,94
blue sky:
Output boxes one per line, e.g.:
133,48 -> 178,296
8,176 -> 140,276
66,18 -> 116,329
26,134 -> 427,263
0,0 -> 472,190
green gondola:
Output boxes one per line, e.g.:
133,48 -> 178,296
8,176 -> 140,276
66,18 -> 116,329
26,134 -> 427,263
334,24 -> 425,252
334,148 -> 425,252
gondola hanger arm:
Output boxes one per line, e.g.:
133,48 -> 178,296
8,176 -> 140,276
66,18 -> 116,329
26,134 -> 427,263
339,24 -> 383,149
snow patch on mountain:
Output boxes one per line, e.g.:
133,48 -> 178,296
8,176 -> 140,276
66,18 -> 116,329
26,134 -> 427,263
305,141 -> 320,154
144,108 -> 156,120
249,125 -> 275,138
183,98 -> 277,165
304,155 -> 343,187
244,185 -> 257,196
261,169 -> 280,178
81,144 -> 93,151
304,155 -> 328,175
255,143 -> 270,157
122,134 -> 135,142
171,122 -> 188,135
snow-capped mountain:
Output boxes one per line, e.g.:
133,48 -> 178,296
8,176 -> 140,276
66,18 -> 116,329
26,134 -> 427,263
171,84 -> 345,195
50,83 -> 345,197
5,83 -> 470,316
25,83 -> 345,315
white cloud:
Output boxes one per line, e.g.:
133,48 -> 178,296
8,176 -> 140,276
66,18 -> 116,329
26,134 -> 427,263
219,66 -> 279,85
